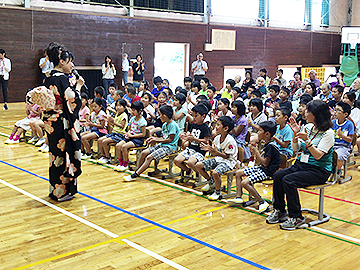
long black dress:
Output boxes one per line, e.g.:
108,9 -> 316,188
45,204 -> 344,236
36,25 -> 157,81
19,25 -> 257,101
44,70 -> 82,200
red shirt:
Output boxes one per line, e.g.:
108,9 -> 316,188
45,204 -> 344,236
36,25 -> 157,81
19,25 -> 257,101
131,95 -> 141,104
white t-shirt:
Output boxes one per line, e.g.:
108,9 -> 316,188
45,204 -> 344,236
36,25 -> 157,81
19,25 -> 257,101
247,112 -> 268,133
122,58 -> 129,72
213,134 -> 238,169
39,57 -> 54,74
102,64 -> 116,79
0,58 -> 11,80
350,107 -> 360,136
191,60 -> 208,75
187,91 -> 199,111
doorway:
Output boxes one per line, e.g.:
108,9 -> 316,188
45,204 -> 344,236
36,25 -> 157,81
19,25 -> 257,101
154,42 -> 189,89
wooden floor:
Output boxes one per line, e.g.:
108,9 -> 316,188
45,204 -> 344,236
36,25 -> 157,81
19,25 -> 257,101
1,103 -> 360,270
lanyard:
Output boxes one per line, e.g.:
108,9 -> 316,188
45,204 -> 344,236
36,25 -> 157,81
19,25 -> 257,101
305,127 -> 320,150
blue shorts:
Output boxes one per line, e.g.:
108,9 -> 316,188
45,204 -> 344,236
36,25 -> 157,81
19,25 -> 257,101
129,137 -> 144,147
106,133 -> 126,143
91,127 -> 107,138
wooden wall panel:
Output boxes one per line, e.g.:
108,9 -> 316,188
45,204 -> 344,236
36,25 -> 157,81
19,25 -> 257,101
0,6 -> 341,102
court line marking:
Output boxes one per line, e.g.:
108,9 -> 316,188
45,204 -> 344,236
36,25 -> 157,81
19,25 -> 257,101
311,226 -> 360,244
0,161 -> 272,270
15,205 -> 228,270
299,189 -> 360,206
0,179 -> 189,270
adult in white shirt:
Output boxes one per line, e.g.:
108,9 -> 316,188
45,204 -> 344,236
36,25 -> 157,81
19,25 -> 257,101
0,49 -> 11,110
191,53 -> 208,82
102,55 -> 116,96
122,53 -> 129,86
39,49 -> 54,83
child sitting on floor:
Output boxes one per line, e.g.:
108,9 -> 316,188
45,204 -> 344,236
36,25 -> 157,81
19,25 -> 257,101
227,121 -> 281,213
5,103 -> 41,144
174,103 -> 211,177
123,105 -> 180,182
97,99 -> 128,164
195,116 -> 238,201
115,101 -> 147,171
332,102 -> 354,176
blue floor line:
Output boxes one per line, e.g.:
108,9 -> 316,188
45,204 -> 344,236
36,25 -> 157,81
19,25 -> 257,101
0,159 -> 271,270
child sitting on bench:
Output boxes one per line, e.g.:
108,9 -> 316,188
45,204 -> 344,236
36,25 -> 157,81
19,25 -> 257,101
227,121 -> 281,213
174,103 -> 211,177
195,116 -> 238,201
123,105 -> 180,182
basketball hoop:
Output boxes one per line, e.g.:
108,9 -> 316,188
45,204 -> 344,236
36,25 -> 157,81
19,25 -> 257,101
350,39 -> 357,50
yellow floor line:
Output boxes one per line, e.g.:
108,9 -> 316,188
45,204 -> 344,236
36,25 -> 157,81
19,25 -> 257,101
15,205 -> 228,269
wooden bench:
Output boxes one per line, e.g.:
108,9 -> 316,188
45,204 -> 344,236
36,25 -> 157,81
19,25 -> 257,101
301,151 -> 338,227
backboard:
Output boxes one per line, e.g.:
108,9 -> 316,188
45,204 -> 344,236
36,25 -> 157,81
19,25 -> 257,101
341,27 -> 360,49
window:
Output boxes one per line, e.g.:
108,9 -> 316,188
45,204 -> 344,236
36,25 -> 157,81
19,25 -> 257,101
269,0 -> 305,25
211,0 -> 258,20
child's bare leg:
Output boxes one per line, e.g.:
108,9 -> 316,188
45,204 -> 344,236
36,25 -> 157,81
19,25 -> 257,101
212,170 -> 222,191
98,137 -> 105,155
115,140 -> 126,160
187,157 -> 198,172
174,155 -> 189,172
150,127 -> 162,136
122,141 -> 136,162
82,133 -> 96,153
103,138 -> 114,158
11,125 -> 18,134
195,162 -> 211,180
242,178 -> 262,202
137,149 -> 150,168
337,160 -> 344,170
235,170 -> 245,198
136,152 -> 154,175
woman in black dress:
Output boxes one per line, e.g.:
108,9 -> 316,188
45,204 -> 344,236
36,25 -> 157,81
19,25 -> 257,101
44,42 -> 83,202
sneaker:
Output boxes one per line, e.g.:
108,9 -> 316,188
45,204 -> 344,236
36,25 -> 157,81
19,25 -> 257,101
129,149 -> 137,155
118,165 -> 129,171
258,201 -> 270,213
7,139 -> 19,144
208,191 -> 221,201
266,209 -> 288,224
3,104 -> 8,110
58,194 -> 74,202
4,138 -> 13,144
35,138 -> 46,146
114,165 -> 122,172
280,217 -> 307,230
81,153 -> 92,159
201,179 -> 215,191
123,173 -> 138,182
28,136 -> 39,144
41,145 -> 49,152
227,197 -> 244,206
98,157 -> 109,164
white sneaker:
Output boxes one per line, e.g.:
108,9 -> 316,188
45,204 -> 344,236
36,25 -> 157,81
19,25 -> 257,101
7,139 -> 19,144
98,157 -> 110,164
81,153 -> 92,159
123,174 -> 138,182
4,138 -> 13,144
119,165 -> 129,171
114,165 -> 122,172
129,150 -> 137,155
28,136 -> 39,144
227,197 -> 244,205
258,201 -> 270,213
201,179 -> 215,192
41,145 -> 49,152
208,191 -> 221,201
35,138 -> 46,146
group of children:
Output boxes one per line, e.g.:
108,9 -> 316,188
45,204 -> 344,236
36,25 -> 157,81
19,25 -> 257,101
6,72 -> 358,214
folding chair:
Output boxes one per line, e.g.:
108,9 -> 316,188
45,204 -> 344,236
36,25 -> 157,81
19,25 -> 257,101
301,151 -> 338,227
339,134 -> 356,184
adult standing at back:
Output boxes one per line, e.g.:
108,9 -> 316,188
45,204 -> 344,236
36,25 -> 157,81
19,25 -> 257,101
102,55 -> 116,95
192,53 -> 208,82
132,54 -> 145,89
39,48 -> 54,84
0,49 -> 11,110
122,53 -> 129,86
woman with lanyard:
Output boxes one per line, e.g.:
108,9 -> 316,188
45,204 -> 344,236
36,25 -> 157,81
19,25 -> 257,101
44,42 -> 84,202
266,100 -> 334,230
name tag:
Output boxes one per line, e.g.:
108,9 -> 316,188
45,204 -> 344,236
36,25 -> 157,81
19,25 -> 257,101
300,153 -> 309,163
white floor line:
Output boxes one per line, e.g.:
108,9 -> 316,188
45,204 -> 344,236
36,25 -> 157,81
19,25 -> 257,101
311,226 -> 360,244
0,178 -> 189,270
0,131 -> 10,137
